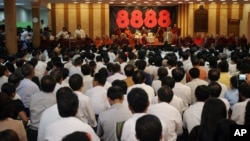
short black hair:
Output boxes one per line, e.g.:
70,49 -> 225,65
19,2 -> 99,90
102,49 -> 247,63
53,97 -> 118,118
112,63 -> 121,73
94,72 -> 106,86
238,82 -> 250,99
195,85 -> 211,101
136,114 -> 162,141
50,69 -> 63,83
69,74 -> 83,91
136,59 -> 147,70
132,70 -> 145,84
107,86 -> 124,100
40,75 -> 56,93
112,80 -> 127,94
127,88 -> 148,113
81,64 -> 91,75
161,76 -> 175,89
208,68 -> 220,81
8,74 -> 21,86
21,63 -> 34,77
158,85 -> 174,103
218,61 -> 229,72
208,81 -> 222,98
189,67 -> 200,79
157,67 -> 168,78
62,131 -> 90,141
172,68 -> 185,82
1,83 -> 16,97
56,87 -> 79,117
124,64 -> 134,77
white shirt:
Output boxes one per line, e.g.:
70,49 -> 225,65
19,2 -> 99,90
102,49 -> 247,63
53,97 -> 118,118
30,91 -> 56,128
82,75 -> 93,93
121,113 -> 168,141
231,98 -> 250,125
95,62 -> 106,74
151,95 -> 186,116
152,80 -> 162,94
183,102 -> 204,133
218,81 -> 228,98
120,62 -> 128,75
56,31 -> 69,39
53,83 -> 63,95
107,72 -> 127,84
108,52 -> 116,63
35,61 -> 47,80
74,91 -> 97,127
44,117 -> 100,141
74,29 -> 85,38
145,65 -> 158,80
37,104 -> 61,141
127,83 -> 155,103
0,75 -> 8,89
16,78 -> 40,108
85,86 -> 109,115
69,65 -> 82,77
148,102 -> 183,141
186,78 -> 208,104
173,82 -> 192,107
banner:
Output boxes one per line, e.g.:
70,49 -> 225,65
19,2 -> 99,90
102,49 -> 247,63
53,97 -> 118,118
110,6 -> 177,35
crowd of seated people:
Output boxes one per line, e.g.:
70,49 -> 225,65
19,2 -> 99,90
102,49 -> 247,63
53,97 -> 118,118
1,22 -> 250,141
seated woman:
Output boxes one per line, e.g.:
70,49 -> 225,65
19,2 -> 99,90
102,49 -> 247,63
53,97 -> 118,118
1,83 -> 28,126
0,92 -> 27,141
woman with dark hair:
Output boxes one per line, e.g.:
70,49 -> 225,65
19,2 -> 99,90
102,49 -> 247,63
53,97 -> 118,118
245,100 -> 250,125
188,98 -> 227,141
0,129 -> 20,141
0,92 -> 27,141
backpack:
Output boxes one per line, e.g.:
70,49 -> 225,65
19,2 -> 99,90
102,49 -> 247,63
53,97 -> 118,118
116,120 -> 126,141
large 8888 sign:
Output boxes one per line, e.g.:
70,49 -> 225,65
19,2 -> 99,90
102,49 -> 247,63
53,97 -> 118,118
116,9 -> 171,28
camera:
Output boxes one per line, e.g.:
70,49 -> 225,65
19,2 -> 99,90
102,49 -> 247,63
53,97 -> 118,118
238,74 -> 247,81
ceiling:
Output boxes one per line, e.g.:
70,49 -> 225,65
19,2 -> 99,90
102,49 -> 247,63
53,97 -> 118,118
0,0 -> 250,7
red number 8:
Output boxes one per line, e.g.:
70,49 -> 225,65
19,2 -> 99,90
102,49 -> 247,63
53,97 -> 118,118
116,10 -> 129,28
144,10 -> 157,28
130,10 -> 143,28
158,10 -> 171,28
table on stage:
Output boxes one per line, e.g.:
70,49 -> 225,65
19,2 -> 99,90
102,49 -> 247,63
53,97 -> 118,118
146,42 -> 164,48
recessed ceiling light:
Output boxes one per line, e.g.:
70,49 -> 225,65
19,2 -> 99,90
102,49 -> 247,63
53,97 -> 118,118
185,0 -> 189,1
144,1 -> 148,3
109,1 -> 114,4
178,1 -> 183,3
167,1 -> 172,3
73,1 -> 78,3
243,0 -> 249,1
85,1 -> 90,3
132,1 -> 137,3
222,2 -> 227,4
189,1 -> 194,3
121,1 -> 125,3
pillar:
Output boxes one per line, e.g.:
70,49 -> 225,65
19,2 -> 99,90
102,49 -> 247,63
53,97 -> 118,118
31,1 -> 41,48
4,0 -> 17,55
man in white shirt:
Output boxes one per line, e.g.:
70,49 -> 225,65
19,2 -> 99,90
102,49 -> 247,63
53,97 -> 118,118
117,52 -> 128,75
148,86 -> 183,141
44,87 -> 99,141
56,27 -> 69,39
69,74 -> 97,127
74,25 -> 85,39
127,70 -> 155,103
208,68 -> 228,98
183,85 -> 211,133
120,88 -> 168,141
231,83 -> 250,125
172,68 -> 192,107
28,75 -> 57,141
85,72 -> 109,117
97,86 -> 132,141
107,63 -> 126,84
16,63 -> 40,116
186,68 -> 208,104
69,57 -> 83,77
81,64 -> 94,93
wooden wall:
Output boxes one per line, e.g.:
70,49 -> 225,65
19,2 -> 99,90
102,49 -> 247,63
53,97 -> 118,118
49,3 -> 249,41
178,3 -> 244,37
50,3 -> 109,38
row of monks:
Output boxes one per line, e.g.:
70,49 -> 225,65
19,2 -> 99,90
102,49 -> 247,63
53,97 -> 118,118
40,26 -> 247,50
